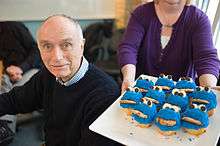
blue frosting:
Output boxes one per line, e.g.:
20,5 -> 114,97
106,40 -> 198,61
135,79 -> 154,90
155,108 -> 181,131
189,89 -> 217,111
131,103 -> 157,124
144,88 -> 166,108
120,91 -> 143,109
155,78 -> 175,92
166,94 -> 189,112
181,108 -> 209,129
175,80 -> 196,90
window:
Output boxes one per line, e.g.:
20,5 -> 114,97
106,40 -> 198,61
193,0 -> 220,58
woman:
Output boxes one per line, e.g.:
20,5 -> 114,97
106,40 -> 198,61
118,0 -> 220,92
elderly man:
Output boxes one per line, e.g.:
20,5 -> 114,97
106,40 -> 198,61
0,15 -> 122,146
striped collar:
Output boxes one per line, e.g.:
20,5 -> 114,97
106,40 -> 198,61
56,57 -> 89,86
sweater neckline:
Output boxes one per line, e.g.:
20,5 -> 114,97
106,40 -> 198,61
151,2 -> 187,51
152,2 -> 187,29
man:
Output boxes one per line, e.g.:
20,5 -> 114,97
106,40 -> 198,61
0,21 -> 41,84
0,15 -> 122,146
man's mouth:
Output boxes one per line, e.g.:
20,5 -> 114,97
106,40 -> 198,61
51,64 -> 68,69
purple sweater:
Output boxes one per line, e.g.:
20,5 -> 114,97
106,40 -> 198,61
118,2 -> 220,81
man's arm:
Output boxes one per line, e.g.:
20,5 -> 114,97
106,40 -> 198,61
78,85 -> 123,146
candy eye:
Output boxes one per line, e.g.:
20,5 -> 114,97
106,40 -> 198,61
190,104 -> 194,109
141,98 -> 146,103
162,103 -> 170,109
179,77 -> 184,81
178,92 -> 183,96
147,100 -> 153,107
159,74 -> 164,78
167,75 -> 172,80
179,91 -> 186,97
185,77 -> 190,81
155,86 -> 160,90
172,89 -> 179,95
174,92 -> 179,95
172,106 -> 181,113
204,87 -> 210,92
126,87 -> 132,91
145,78 -> 149,82
134,87 -> 139,92
196,87 -> 201,91
153,86 -> 162,92
198,104 -> 207,112
139,77 -> 143,80
190,103 -> 198,109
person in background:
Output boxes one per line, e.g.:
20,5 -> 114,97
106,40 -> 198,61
118,0 -> 220,93
0,21 -> 41,86
0,14 -> 122,146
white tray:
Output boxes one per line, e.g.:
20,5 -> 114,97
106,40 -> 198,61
89,75 -> 220,146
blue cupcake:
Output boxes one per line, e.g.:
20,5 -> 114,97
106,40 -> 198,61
167,89 -> 189,112
155,102 -> 181,136
120,88 -> 143,115
181,103 -> 209,136
142,86 -> 166,110
131,101 -> 157,128
175,77 -> 196,93
134,77 -> 154,92
155,74 -> 175,93
189,86 -> 217,116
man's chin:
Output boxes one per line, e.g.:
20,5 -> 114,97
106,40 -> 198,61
53,72 -> 70,79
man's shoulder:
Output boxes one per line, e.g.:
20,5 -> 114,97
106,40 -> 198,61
29,67 -> 54,84
81,64 -> 119,91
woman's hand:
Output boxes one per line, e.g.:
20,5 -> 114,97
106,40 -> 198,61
211,86 -> 220,91
121,64 -> 136,94
121,79 -> 134,94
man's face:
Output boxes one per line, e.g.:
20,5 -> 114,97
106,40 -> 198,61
37,16 -> 84,81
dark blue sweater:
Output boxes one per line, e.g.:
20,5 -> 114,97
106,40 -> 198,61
0,64 -> 123,146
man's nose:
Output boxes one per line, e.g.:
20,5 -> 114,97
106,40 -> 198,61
52,47 -> 64,60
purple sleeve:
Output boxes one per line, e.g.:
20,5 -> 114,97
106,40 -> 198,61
118,6 -> 146,68
192,12 -> 220,78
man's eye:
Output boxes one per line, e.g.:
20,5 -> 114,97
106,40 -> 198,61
62,42 -> 72,49
42,44 -> 52,50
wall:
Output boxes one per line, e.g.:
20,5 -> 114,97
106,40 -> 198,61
23,19 -> 104,39
0,0 -> 115,21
